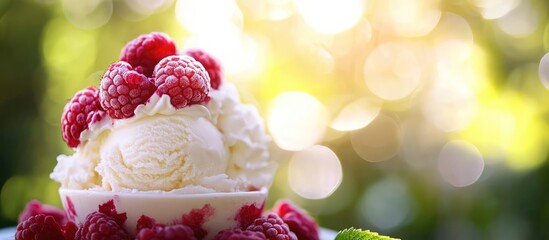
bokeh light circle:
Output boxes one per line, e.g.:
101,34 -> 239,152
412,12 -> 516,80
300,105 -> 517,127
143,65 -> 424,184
294,0 -> 365,34
438,140 -> 484,187
350,114 -> 401,162
372,0 -> 441,37
400,119 -> 445,169
176,0 -> 243,34
61,0 -> 113,29
331,97 -> 383,132
357,177 -> 414,230
268,91 -> 329,151
433,13 -> 474,67
422,75 -> 477,132
496,0 -> 538,37
126,0 -> 172,16
538,52 -> 549,90
184,27 -> 262,77
288,145 -> 342,199
474,0 -> 520,20
364,43 -> 422,101
433,13 -> 474,44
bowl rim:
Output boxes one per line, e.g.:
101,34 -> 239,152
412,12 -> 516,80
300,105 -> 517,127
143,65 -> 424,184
59,188 -> 268,199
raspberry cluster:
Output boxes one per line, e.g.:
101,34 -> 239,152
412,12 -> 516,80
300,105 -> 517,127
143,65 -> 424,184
61,32 -> 223,148
15,199 -> 319,240
211,200 -> 319,240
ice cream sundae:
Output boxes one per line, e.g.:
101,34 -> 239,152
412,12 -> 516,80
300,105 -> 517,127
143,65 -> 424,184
13,32 -> 320,240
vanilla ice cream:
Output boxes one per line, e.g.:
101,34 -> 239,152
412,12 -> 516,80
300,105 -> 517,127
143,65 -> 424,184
51,83 -> 274,193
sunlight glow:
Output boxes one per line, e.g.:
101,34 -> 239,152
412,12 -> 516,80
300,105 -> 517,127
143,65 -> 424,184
176,0 -> 243,34
268,92 -> 330,151
294,0 -> 365,34
372,0 -> 441,37
364,43 -> 422,101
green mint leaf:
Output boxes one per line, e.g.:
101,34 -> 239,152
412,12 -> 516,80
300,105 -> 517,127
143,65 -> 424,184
335,227 -> 399,240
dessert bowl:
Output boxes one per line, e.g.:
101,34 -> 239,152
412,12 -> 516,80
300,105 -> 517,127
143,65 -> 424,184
59,188 -> 268,239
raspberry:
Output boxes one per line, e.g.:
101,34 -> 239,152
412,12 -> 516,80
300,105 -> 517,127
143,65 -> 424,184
75,212 -> 130,240
274,201 -> 319,240
235,203 -> 264,229
184,49 -> 223,90
18,200 -> 67,225
97,200 -> 127,226
15,214 -> 64,240
153,55 -> 210,108
63,221 -> 78,240
61,87 -> 106,148
136,215 -> 156,233
120,32 -> 177,77
214,228 -> 266,240
100,61 -> 156,119
136,224 -> 196,240
246,214 -> 297,240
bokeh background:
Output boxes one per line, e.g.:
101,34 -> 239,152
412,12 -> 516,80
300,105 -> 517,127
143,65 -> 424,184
2,0 -> 549,239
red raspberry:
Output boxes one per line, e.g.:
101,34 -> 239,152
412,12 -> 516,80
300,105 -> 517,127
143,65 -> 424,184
15,214 -> 64,240
214,228 -> 266,240
246,214 -> 297,240
61,87 -> 106,148
120,32 -> 177,77
18,200 -> 67,225
63,221 -> 78,240
153,55 -> 210,108
97,200 -> 128,227
100,61 -> 156,119
136,224 -> 196,240
136,215 -> 156,233
184,49 -> 223,90
274,201 -> 319,240
75,212 -> 130,240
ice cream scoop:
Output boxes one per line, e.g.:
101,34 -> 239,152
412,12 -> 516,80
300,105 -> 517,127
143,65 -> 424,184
52,84 -> 274,193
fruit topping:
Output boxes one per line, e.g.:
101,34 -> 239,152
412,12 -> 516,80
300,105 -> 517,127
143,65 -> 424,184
184,49 -> 223,90
120,32 -> 177,77
153,55 -> 210,108
100,61 -> 156,119
61,87 -> 105,148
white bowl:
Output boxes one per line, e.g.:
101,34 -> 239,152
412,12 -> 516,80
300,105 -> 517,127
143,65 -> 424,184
59,188 -> 268,239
